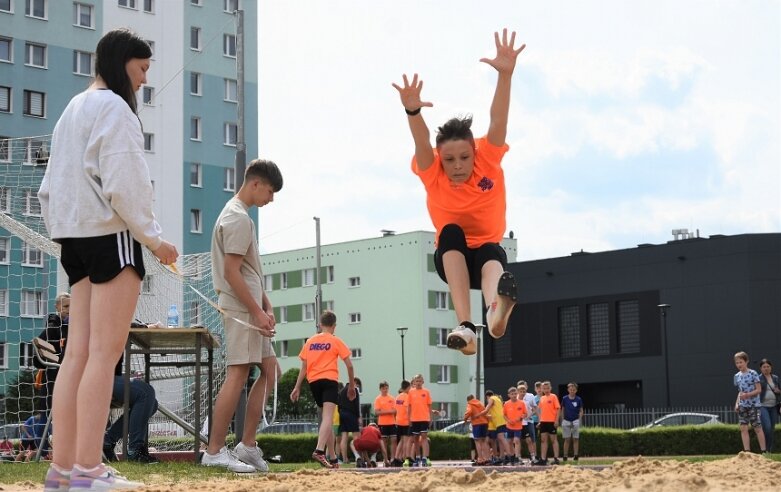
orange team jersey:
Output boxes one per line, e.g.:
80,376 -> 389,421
463,398 -> 488,426
298,332 -> 350,383
487,395 -> 506,430
503,399 -> 527,431
412,136 -> 509,249
538,394 -> 561,423
395,392 -> 410,426
374,394 -> 396,426
408,387 -> 432,422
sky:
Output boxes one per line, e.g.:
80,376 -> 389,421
256,0 -> 780,260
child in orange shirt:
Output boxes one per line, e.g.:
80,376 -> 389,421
373,381 -> 396,466
408,374 -> 438,466
503,386 -> 527,465
535,381 -> 560,465
463,394 -> 490,465
393,29 -> 525,356
393,380 -> 412,467
291,311 -> 356,468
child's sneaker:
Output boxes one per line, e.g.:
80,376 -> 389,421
234,442 -> 269,472
69,463 -> 143,490
201,447 -> 256,473
446,322 -> 477,355
311,451 -> 333,469
43,463 -> 70,492
487,271 -> 517,338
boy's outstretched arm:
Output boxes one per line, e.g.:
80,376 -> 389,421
392,73 -> 435,171
481,29 -> 526,147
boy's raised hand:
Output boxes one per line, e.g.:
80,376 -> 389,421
480,28 -> 526,75
392,73 -> 434,113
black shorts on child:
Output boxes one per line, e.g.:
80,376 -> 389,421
308,379 -> 339,407
59,230 -> 145,285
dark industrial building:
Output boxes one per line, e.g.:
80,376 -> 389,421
484,233 -> 781,409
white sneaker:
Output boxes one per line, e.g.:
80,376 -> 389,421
446,324 -> 477,355
201,446 -> 256,473
69,464 -> 143,490
234,442 -> 269,472
487,271 -> 518,339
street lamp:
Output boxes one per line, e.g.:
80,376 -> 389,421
657,304 -> 672,408
397,327 -> 408,381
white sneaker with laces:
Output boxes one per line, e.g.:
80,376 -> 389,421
446,324 -> 477,355
201,446 -> 256,473
234,442 -> 269,472
69,464 -> 143,490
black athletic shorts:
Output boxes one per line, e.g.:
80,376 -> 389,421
434,223 -> 507,289
59,231 -> 145,285
396,425 -> 410,438
339,410 -> 359,433
308,379 -> 338,407
410,421 -> 430,435
379,424 -> 397,437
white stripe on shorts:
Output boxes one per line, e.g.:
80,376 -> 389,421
116,231 -> 134,268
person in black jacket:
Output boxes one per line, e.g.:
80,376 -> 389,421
759,358 -> 780,452
34,293 -> 70,412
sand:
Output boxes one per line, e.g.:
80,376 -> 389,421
3,453 -> 780,491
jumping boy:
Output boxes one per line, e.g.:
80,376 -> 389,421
393,29 -> 525,355
733,351 -> 768,454
291,311 -> 356,468
374,381 -> 397,466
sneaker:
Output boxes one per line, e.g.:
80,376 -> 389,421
69,463 -> 143,490
552,458 -> 560,465
127,447 -> 159,464
424,457 -> 431,467
201,447 -> 256,473
573,455 -> 579,462
370,460 -> 377,468
403,458 -> 411,467
102,444 -> 118,463
329,458 -> 340,469
356,458 -> 365,468
446,322 -> 477,355
311,451 -> 333,469
562,456 -> 568,462
44,464 -> 70,492
531,458 -> 547,466
234,442 -> 269,472
487,271 -> 518,339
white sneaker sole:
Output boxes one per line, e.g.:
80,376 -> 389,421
446,329 -> 477,355
488,272 -> 518,339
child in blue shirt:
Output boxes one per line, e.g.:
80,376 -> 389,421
733,351 -> 768,453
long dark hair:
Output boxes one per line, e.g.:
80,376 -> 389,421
95,28 -> 151,114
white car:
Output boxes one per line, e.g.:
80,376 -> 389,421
631,412 -> 720,431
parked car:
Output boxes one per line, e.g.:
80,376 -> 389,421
260,422 -> 319,434
438,420 -> 471,435
0,423 -> 21,440
631,412 -> 720,431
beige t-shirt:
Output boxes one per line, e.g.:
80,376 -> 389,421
211,197 -> 264,311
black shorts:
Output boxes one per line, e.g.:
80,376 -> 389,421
379,424 -> 397,437
539,422 -> 557,435
339,410 -> 359,433
60,231 -> 145,285
410,421 -> 429,435
308,379 -> 338,407
396,425 -> 410,437
434,224 -> 507,289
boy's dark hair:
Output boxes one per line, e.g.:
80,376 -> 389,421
466,394 -> 475,401
95,28 -> 152,114
379,381 -> 389,389
320,310 -> 336,327
485,390 -> 495,397
734,351 -> 749,362
399,380 -> 411,391
435,116 -> 474,148
245,159 -> 283,192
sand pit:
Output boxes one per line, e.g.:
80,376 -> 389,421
4,453 -> 780,491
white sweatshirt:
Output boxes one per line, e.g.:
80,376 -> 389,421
38,89 -> 162,251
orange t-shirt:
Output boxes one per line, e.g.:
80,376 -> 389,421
538,394 -> 560,423
408,387 -> 432,423
374,394 -> 396,426
395,392 -> 410,426
503,399 -> 527,431
412,136 -> 509,248
463,398 -> 488,425
298,332 -> 350,383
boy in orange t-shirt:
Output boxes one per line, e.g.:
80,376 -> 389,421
291,311 -> 355,468
503,386 -> 527,464
535,381 -> 561,465
463,394 -> 490,464
393,380 -> 412,466
373,381 -> 397,466
407,374 -> 439,466
393,29 -> 525,356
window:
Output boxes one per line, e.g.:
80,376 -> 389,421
0,238 -> 8,264
263,274 -> 272,292
118,0 -> 136,9
303,303 -> 315,321
326,266 -> 334,283
190,72 -> 202,95
0,137 -> 9,160
146,40 -> 154,58
223,34 -> 236,57
558,305 -> 581,358
190,0 -> 201,5
0,0 -> 12,13
22,242 -> 42,267
190,209 -> 202,233
435,291 -> 448,310
437,365 -> 451,383
19,342 -> 34,368
279,340 -> 288,357
25,42 -> 46,68
435,328 -> 448,347
587,303 -> 610,356
324,300 -> 334,312
190,301 -> 201,326
72,50 -> 93,76
190,163 -> 202,187
224,78 -> 237,102
143,0 -> 153,13
141,275 -> 153,294
223,167 -> 235,191
349,312 -> 361,324
22,137 -> 48,164
351,348 -> 362,359
0,290 -> 7,316
348,276 -> 360,288
73,2 -> 93,28
25,0 -> 47,19
0,37 -> 12,63
142,86 -> 154,105
303,268 -> 315,287
0,342 -> 6,369
280,272 -> 288,289
224,123 -> 237,146
190,27 -> 201,51
143,133 -> 153,152
23,90 -> 45,117
25,190 -> 41,216
617,300 -> 641,354
0,86 -> 10,113
190,117 -> 201,140
278,306 -> 287,323
224,0 -> 238,12
0,187 -> 10,212
20,290 -> 44,317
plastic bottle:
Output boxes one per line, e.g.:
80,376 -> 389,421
167,304 -> 179,327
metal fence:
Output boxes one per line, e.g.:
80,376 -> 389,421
584,406 -> 738,429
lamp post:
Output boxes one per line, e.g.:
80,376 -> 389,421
657,304 -> 672,408
397,327 -> 408,381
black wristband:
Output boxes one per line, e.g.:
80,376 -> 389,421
405,107 -> 421,116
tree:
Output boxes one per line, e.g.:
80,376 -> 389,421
3,370 -> 37,423
275,368 -> 317,418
